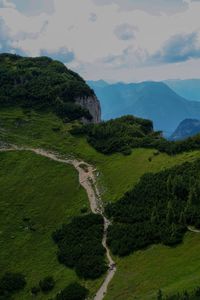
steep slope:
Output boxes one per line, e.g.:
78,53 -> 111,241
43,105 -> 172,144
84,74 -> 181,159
2,108 -> 200,299
165,79 -> 200,102
0,151 -> 94,299
170,119 -> 200,141
2,55 -> 200,300
89,81 -> 200,136
0,53 -> 101,123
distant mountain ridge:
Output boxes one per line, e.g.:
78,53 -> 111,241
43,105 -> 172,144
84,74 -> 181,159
170,119 -> 200,141
88,80 -> 200,136
165,79 -> 200,102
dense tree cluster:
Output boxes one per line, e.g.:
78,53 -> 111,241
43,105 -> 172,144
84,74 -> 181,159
105,159 -> 200,256
71,115 -> 200,155
55,282 -> 89,300
71,115 -> 160,155
0,53 -> 93,121
52,214 -> 107,279
0,272 -> 26,299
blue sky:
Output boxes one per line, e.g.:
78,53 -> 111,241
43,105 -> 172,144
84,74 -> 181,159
0,0 -> 200,81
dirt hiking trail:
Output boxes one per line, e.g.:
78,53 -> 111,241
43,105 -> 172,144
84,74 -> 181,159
0,145 -> 116,300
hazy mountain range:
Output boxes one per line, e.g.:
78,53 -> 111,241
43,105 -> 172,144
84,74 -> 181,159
170,119 -> 200,141
165,79 -> 200,102
88,80 -> 200,136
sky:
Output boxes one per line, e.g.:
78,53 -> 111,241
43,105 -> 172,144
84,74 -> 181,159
0,0 -> 200,82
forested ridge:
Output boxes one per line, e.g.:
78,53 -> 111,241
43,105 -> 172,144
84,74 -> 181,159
71,115 -> 161,155
71,115 -> 200,155
105,159 -> 200,256
0,53 -> 94,121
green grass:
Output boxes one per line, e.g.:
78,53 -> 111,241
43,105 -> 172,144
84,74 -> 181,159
105,232 -> 200,300
1,107 -> 200,204
2,108 -> 200,299
0,151 -> 102,299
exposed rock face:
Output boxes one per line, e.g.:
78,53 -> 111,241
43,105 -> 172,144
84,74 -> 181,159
75,96 -> 101,123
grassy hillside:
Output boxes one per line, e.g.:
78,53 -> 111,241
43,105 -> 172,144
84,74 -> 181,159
1,108 -> 200,203
105,232 -> 200,300
0,151 -> 102,299
2,108 -> 200,299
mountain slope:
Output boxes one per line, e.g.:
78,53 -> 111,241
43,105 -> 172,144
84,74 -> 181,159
165,79 -> 200,102
0,150 -> 94,299
88,81 -> 200,136
2,108 -> 200,299
2,55 -> 200,300
170,119 -> 200,141
0,53 -> 101,123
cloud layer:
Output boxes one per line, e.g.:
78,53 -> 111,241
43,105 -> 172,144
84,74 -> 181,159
92,0 -> 189,15
150,32 -> 200,64
0,0 -> 200,81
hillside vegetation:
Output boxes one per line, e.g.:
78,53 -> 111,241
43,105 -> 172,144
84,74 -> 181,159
106,159 -> 200,256
1,108 -> 200,203
2,110 -> 200,299
71,115 -> 160,155
71,115 -> 200,156
105,232 -> 200,300
0,151 -> 102,299
2,53 -> 200,300
0,53 -> 93,121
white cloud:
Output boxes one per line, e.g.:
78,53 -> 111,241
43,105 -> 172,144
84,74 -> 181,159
92,0 -> 189,15
114,23 -> 138,40
0,0 -> 15,9
0,0 -> 200,81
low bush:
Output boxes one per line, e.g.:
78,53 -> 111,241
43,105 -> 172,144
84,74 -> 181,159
55,282 -> 88,300
39,276 -> 55,292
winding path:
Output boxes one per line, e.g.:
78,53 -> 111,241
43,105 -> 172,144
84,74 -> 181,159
187,226 -> 200,233
0,145 -> 116,300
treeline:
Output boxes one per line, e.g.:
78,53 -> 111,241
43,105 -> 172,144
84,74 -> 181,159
52,213 -> 107,279
71,115 -> 160,155
71,115 -> 200,155
157,286 -> 200,299
0,53 -> 93,121
105,159 -> 200,256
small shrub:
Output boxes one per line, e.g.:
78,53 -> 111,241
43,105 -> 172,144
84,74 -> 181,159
55,282 -> 88,300
52,127 -> 61,132
80,207 -> 88,214
31,286 -> 40,295
39,276 -> 55,293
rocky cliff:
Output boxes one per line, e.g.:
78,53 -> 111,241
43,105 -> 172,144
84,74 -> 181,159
76,96 -> 101,123
0,53 -> 101,123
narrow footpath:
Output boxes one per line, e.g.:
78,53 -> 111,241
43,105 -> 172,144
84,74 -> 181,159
0,145 -> 116,300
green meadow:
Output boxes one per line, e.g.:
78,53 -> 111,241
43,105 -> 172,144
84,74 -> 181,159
0,151 -> 102,299
1,108 -> 200,299
105,232 -> 200,300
